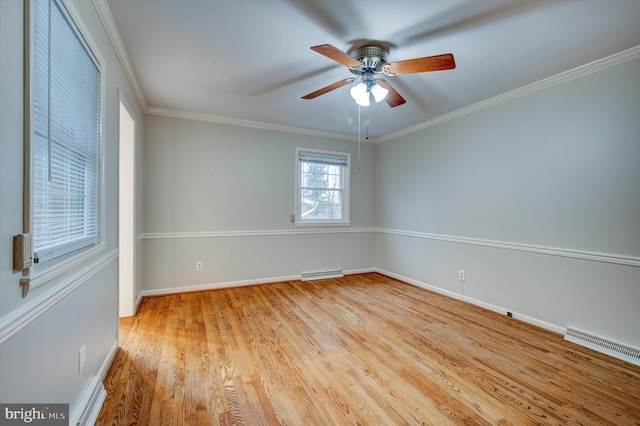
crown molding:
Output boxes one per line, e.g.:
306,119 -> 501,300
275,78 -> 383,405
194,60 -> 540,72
376,45 -> 640,143
92,0 -> 147,111
145,106 -> 363,142
91,2 -> 639,145
91,0 -> 365,143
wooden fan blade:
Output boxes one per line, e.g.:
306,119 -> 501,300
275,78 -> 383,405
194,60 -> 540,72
376,79 -> 406,107
302,78 -> 355,100
310,44 -> 362,68
385,53 -> 455,75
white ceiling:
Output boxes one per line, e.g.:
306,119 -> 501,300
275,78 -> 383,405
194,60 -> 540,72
103,0 -> 640,139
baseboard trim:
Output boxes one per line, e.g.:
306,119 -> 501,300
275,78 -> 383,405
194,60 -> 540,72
139,268 -> 376,298
99,339 -> 119,381
134,292 -> 144,314
462,294 -> 565,334
375,268 -> 565,335
301,269 -> 344,281
378,268 -> 463,301
69,339 -> 118,425
140,274 -> 299,297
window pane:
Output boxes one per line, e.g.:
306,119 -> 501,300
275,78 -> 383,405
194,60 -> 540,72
32,0 -> 101,264
297,149 -> 349,223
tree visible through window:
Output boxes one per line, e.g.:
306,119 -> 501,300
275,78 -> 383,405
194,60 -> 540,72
296,149 -> 350,224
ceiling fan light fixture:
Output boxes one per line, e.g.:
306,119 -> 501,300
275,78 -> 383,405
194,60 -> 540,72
354,93 -> 370,107
371,83 -> 388,103
350,82 -> 370,106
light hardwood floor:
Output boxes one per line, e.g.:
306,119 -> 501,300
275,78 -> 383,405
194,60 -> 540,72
96,273 -> 640,425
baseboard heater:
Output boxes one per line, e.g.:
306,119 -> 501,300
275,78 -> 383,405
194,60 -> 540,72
564,326 -> 640,367
74,376 -> 107,426
300,269 -> 344,281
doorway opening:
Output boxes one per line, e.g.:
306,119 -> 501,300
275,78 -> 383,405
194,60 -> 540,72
119,95 -> 136,317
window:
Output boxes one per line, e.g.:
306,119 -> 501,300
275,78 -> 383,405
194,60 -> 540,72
295,148 -> 350,225
30,0 -> 101,265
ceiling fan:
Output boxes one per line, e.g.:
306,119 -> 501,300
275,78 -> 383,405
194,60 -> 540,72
302,44 -> 456,107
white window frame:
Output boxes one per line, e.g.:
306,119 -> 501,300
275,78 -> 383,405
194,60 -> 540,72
22,0 -> 106,294
294,148 -> 351,226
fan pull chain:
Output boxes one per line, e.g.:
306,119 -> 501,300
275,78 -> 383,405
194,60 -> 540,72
366,107 -> 369,141
357,104 -> 361,170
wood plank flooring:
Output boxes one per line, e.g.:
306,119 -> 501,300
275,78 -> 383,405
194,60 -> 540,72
96,273 -> 640,425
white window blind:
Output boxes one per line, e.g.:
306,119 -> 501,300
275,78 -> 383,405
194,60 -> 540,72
32,0 -> 101,264
296,149 -> 350,224
298,151 -> 349,167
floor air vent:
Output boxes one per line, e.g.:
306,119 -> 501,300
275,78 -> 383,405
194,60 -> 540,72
301,269 -> 344,281
565,327 -> 640,367
75,377 -> 107,426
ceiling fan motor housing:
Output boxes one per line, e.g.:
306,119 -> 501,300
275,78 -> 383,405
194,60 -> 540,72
349,45 -> 389,75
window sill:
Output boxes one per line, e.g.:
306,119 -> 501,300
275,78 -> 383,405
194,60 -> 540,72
25,242 -> 107,295
294,221 -> 352,228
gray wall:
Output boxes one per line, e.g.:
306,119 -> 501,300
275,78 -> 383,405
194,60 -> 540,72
0,0 -> 142,417
1,0 -> 638,415
376,57 -> 640,347
141,115 -> 376,293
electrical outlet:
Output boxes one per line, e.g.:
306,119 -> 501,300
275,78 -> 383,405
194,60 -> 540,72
458,270 -> 465,281
196,261 -> 203,271
78,345 -> 86,375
